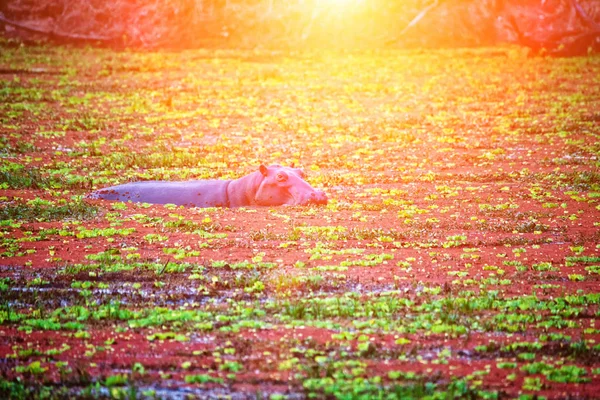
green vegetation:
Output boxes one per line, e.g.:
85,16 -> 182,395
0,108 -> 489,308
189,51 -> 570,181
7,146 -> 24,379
0,197 -> 98,222
0,42 -> 599,398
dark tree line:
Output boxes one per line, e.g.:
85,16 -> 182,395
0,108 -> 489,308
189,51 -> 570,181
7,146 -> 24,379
0,0 -> 598,54
498,0 -> 600,56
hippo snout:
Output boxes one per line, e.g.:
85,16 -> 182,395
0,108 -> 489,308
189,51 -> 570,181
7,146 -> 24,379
305,190 -> 328,205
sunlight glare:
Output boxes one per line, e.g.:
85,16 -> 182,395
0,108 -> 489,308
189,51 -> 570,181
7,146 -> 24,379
320,0 -> 364,5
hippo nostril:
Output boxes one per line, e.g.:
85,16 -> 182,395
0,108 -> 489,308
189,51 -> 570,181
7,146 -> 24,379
306,191 -> 327,205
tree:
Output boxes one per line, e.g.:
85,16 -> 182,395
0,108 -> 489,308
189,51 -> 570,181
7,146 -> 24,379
502,0 -> 600,56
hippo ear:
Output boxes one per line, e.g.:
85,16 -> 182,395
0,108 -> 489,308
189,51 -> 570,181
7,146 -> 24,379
259,165 -> 268,177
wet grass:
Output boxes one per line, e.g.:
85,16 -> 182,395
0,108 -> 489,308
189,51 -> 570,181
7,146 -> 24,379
0,41 -> 599,399
0,199 -> 98,222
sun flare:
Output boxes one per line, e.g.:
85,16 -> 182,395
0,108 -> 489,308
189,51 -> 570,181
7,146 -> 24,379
318,0 -> 364,6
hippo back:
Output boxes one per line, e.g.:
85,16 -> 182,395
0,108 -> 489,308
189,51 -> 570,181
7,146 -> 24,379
89,180 -> 230,207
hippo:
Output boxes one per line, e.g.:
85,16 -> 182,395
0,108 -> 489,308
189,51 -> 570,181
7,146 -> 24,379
87,164 -> 327,208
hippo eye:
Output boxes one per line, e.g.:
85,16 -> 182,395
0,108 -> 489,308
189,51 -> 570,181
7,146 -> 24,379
276,172 -> 288,182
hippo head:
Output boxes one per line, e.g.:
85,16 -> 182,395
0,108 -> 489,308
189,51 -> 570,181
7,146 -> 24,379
254,164 -> 327,206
